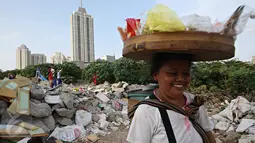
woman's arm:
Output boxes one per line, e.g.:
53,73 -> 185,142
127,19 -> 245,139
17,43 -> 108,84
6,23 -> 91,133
195,105 -> 216,143
206,131 -> 216,143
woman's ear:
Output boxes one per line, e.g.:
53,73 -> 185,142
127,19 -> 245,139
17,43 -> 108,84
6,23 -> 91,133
153,72 -> 158,81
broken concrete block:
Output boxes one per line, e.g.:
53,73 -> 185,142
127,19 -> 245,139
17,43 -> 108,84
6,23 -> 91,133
56,117 -> 73,126
27,119 -> 50,133
45,95 -> 61,104
107,113 -> 117,122
0,109 -> 12,124
55,108 -> 74,118
51,104 -> 62,112
30,99 -> 41,104
92,114 -> 100,123
238,135 -> 255,143
46,90 -> 60,95
95,93 -> 109,103
113,92 -> 123,99
215,121 -> 230,131
60,93 -> 74,109
30,102 -> 52,118
111,82 -> 123,88
30,85 -> 46,100
40,115 -> 55,131
0,100 -> 8,115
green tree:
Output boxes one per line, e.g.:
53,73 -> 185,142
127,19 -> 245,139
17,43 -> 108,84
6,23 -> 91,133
112,57 -> 152,84
82,60 -> 115,84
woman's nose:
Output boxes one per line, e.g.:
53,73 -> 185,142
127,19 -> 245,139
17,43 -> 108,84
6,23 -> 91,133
176,73 -> 185,81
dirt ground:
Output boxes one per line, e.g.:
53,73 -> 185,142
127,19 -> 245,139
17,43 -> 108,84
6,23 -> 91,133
97,128 -> 129,143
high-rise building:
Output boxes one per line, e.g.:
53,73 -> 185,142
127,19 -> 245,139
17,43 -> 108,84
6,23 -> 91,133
252,56 -> 255,64
51,52 -> 66,64
66,56 -> 72,62
70,0 -> 95,63
31,54 -> 47,65
102,55 -> 115,62
16,44 -> 31,69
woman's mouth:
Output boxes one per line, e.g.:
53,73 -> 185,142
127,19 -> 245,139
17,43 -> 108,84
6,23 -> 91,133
174,85 -> 184,88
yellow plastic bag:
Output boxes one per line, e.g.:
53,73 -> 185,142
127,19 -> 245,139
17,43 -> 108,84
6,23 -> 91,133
143,4 -> 186,34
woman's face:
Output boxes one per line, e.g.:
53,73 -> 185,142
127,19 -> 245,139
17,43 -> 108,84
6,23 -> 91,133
153,60 -> 191,97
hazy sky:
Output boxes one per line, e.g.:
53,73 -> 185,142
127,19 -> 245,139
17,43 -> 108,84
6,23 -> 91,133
0,0 -> 254,71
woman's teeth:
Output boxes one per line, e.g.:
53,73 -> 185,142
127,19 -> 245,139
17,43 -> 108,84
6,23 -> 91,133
174,85 -> 183,88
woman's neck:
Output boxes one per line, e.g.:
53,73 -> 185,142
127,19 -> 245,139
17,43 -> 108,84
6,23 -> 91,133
156,89 -> 186,107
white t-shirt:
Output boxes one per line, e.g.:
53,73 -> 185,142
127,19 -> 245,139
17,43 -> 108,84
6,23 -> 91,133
57,71 -> 61,79
126,92 -> 214,143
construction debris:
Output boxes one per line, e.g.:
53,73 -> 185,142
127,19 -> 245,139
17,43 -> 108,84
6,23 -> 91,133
0,77 -> 131,142
209,96 -> 255,142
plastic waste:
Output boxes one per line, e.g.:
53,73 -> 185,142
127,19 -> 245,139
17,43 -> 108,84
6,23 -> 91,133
221,5 -> 255,36
49,125 -> 86,142
180,14 -> 214,32
142,4 -> 186,34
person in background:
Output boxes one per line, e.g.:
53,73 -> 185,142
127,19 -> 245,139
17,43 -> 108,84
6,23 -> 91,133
93,73 -> 98,86
35,67 -> 41,83
57,69 -> 62,85
8,73 -> 14,80
51,67 -> 57,88
48,66 -> 53,88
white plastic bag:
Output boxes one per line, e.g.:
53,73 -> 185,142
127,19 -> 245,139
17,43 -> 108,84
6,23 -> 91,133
218,96 -> 251,121
180,14 -> 214,32
49,125 -> 86,142
75,110 -> 92,126
221,5 -> 255,36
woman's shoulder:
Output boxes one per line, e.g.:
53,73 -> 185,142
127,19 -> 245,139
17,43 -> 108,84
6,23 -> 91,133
183,92 -> 196,103
136,103 -> 160,115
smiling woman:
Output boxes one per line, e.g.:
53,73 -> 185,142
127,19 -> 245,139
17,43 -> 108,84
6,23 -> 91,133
117,3 -> 245,143
127,53 -> 216,143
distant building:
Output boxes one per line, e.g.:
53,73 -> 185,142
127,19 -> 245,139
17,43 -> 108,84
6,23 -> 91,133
16,44 -> 31,69
70,0 -> 95,63
252,56 -> 255,64
51,52 -> 66,64
102,55 -> 115,62
31,54 -> 47,65
66,56 -> 72,62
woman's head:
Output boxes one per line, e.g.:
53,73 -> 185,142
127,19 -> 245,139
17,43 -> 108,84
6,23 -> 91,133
151,53 -> 192,97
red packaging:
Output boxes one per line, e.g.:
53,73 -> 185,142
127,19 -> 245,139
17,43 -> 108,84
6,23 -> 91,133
126,18 -> 141,38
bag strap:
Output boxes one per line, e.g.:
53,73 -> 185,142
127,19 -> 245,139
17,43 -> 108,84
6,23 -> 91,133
158,107 -> 177,143
129,99 -> 210,143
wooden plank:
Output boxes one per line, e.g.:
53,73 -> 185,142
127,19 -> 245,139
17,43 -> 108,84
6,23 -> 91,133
123,31 -> 235,61
16,88 -> 30,115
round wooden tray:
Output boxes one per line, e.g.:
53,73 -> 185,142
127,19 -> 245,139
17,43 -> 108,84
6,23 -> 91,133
123,31 -> 235,61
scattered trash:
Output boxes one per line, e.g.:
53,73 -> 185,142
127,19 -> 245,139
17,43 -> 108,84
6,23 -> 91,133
0,77 -> 131,142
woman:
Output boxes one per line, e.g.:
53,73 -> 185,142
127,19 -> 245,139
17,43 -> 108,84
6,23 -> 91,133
48,66 -> 53,88
127,53 -> 216,143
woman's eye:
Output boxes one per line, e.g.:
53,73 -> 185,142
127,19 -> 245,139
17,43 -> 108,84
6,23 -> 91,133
183,72 -> 190,76
167,72 -> 177,75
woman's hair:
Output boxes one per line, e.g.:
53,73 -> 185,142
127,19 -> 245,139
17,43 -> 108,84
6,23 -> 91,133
150,52 -> 193,76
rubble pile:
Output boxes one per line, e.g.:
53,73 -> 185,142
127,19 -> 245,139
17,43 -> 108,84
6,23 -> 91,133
208,96 -> 255,143
0,76 -> 136,142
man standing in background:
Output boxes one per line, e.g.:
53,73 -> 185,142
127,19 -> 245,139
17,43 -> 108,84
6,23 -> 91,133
57,69 -> 62,85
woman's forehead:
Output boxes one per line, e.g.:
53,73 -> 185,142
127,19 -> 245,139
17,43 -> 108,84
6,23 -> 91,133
161,60 -> 191,70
